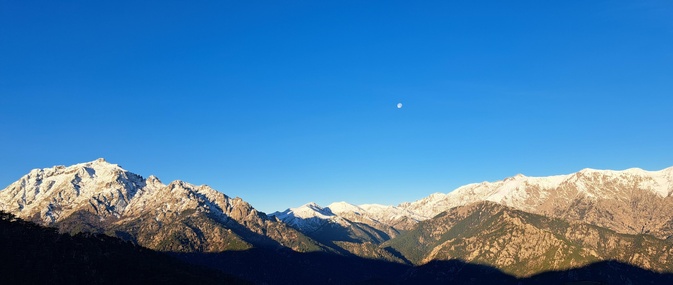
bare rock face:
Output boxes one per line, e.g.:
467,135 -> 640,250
386,201 -> 673,277
0,159 -> 322,253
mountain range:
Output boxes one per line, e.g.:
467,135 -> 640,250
2,159 -> 673,283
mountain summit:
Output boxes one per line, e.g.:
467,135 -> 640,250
0,159 -> 322,252
0,159 -> 143,224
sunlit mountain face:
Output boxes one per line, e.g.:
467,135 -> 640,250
3,160 -> 673,284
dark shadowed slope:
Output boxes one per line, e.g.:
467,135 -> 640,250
176,249 -> 673,285
0,211 -> 250,285
3,209 -> 673,285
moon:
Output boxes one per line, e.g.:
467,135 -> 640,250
397,103 -> 403,109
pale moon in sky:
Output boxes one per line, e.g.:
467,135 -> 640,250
397,103 -> 403,109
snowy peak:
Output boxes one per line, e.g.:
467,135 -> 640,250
272,202 -> 332,219
73,158 -> 126,176
400,165 -> 673,227
279,202 -> 335,219
509,173 -> 526,180
569,166 -> 673,197
271,202 -> 350,232
326,201 -> 424,226
0,159 -> 324,253
274,200 -> 425,233
0,159 -> 241,228
310,165 -> 673,239
145,175 -> 163,187
0,158 -> 146,223
326,201 -> 363,215
23,158 -> 124,180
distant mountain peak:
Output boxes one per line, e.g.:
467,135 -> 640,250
326,201 -> 362,214
303,202 -> 326,211
272,202 -> 335,221
146,175 -> 162,185
84,157 -> 120,168
398,165 -> 673,238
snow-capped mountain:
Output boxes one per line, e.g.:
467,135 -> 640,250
272,201 -> 423,235
271,201 -> 405,260
5,159 -> 673,279
0,159 -> 322,252
4,159 -> 673,255
398,173 -> 570,219
327,201 -> 424,230
270,202 -> 350,232
0,158 -> 145,224
277,166 -> 673,240
401,167 -> 673,217
399,166 -> 673,238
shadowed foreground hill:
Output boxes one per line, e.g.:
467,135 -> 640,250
0,211 -> 249,285
177,249 -> 673,285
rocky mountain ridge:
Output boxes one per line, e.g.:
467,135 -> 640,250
4,159 -> 673,280
0,158 -> 322,252
275,166 -> 673,251
398,166 -> 673,238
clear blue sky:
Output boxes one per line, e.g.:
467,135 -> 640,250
1,1 -> 672,213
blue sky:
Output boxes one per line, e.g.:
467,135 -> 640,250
1,1 -> 672,213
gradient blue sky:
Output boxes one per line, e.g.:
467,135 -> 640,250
1,1 -> 672,213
